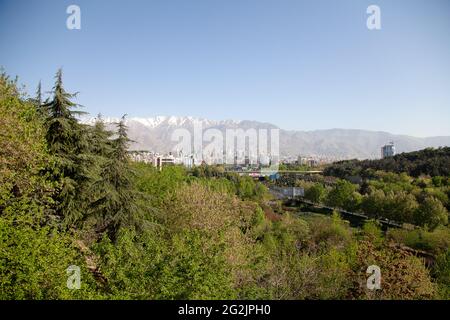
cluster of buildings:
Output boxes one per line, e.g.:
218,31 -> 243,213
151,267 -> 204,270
129,149 -> 328,171
128,151 -> 179,170
129,142 -> 397,170
128,150 -> 279,170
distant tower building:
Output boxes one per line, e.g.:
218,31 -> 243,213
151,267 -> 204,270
381,142 -> 395,159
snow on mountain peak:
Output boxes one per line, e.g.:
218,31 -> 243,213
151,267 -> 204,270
80,115 -> 243,128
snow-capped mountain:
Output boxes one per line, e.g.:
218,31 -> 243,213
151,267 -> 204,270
80,116 -> 450,160
81,115 -> 244,129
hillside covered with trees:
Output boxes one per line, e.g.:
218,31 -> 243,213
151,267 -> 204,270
324,148 -> 450,178
1,71 -> 449,299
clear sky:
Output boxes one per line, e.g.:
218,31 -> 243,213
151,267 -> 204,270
1,0 -> 450,137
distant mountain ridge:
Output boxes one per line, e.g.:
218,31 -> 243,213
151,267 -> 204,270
80,116 -> 450,160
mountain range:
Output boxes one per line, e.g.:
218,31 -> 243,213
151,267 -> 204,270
81,116 -> 450,160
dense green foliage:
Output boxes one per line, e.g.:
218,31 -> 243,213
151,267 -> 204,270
1,71 -> 449,300
302,171 -> 449,230
325,148 -> 450,178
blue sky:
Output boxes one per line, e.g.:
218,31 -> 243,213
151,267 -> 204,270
1,0 -> 450,137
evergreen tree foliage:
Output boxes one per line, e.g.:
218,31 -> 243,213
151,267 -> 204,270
90,115 -> 142,239
42,69 -> 92,227
89,114 -> 113,157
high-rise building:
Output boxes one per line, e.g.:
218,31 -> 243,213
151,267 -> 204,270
381,142 -> 395,158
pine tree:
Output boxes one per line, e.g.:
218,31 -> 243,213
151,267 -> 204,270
33,80 -> 50,118
90,115 -> 142,239
43,69 -> 87,153
43,69 -> 92,227
89,114 -> 113,157
113,115 -> 131,162
35,81 -> 42,106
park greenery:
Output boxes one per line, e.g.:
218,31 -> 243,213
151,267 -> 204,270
302,172 -> 449,229
324,148 -> 450,178
0,70 -> 449,299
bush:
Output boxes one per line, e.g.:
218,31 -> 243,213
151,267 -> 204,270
387,226 -> 450,255
414,196 -> 448,230
0,216 -> 100,299
304,184 -> 326,203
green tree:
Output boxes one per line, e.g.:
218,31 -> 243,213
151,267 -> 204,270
42,69 -> 93,227
384,191 -> 418,223
326,180 -> 358,210
304,183 -> 326,203
361,188 -> 386,219
433,249 -> 450,298
414,196 -> 448,230
0,73 -> 100,299
237,176 -> 256,200
35,81 -> 42,106
90,116 -> 143,239
361,220 -> 384,246
89,114 -> 113,158
0,215 -> 100,299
